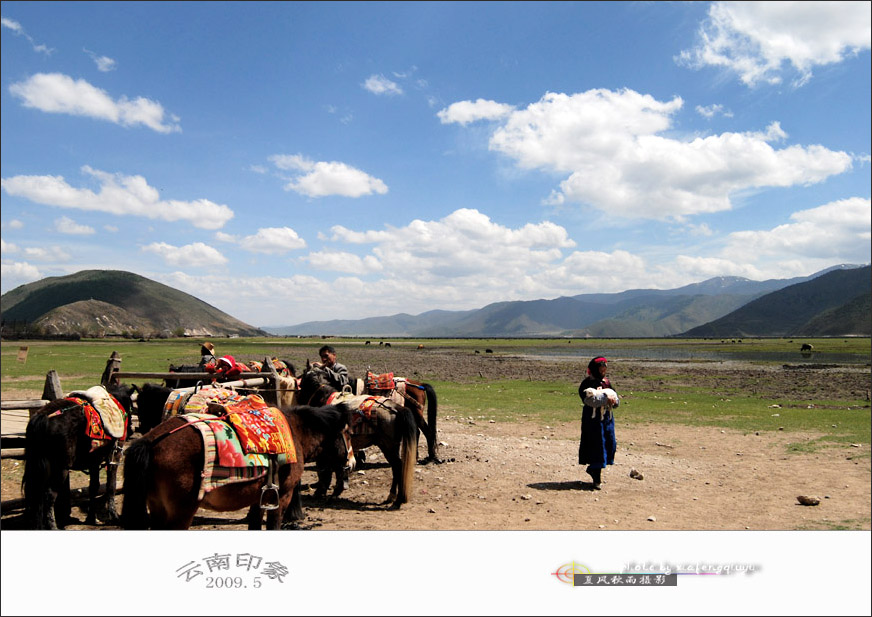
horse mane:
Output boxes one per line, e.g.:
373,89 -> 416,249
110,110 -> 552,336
291,403 -> 348,435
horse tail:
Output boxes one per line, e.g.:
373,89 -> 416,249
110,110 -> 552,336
395,406 -> 417,506
423,383 -> 438,445
121,437 -> 153,529
22,411 -> 53,529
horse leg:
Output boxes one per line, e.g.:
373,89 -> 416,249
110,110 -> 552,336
85,459 -> 102,525
379,445 -> 400,505
103,460 -> 120,524
246,504 -> 263,530
283,483 -> 305,525
313,465 -> 332,498
51,469 -> 73,529
332,464 -> 349,497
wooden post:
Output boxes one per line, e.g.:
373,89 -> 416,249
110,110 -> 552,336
264,357 -> 281,406
101,351 -> 122,386
41,370 -> 64,401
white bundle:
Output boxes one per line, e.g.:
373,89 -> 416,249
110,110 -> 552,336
582,387 -> 619,420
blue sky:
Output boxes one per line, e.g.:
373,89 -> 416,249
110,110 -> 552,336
1,1 -> 870,327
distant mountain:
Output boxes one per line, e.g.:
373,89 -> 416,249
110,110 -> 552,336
0,270 -> 267,338
268,265 -> 869,337
682,266 -> 871,337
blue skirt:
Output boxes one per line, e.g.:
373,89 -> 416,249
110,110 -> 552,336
578,408 -> 616,468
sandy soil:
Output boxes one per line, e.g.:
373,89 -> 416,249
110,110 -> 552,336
2,345 -> 869,531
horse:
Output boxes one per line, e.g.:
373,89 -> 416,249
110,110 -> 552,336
121,401 -> 351,530
298,363 -> 417,509
135,370 -> 300,435
22,383 -> 138,529
363,371 -> 441,463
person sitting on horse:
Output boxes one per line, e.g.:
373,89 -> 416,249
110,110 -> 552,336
199,341 -> 217,370
313,345 -> 350,390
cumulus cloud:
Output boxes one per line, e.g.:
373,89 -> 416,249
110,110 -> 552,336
237,227 -> 307,255
437,99 -> 516,125
363,74 -> 403,96
723,197 -> 872,261
0,261 -> 42,289
1,166 -> 234,230
1,17 -> 53,55
141,242 -> 228,267
84,48 -> 117,72
9,73 -> 180,133
305,251 -> 383,274
268,154 -> 388,198
53,216 -> 95,235
1,219 -> 24,230
677,1 -> 872,87
464,88 -> 853,220
1,239 -> 19,254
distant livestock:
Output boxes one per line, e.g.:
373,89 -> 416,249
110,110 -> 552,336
800,343 -> 814,352
485,349 -> 493,354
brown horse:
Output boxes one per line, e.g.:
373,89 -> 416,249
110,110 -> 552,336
299,363 -> 418,509
22,383 -> 138,529
120,403 -> 350,530
364,372 -> 441,463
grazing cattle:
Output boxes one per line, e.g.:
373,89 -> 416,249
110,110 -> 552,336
384,342 -> 392,348
365,341 -> 371,345
417,344 -> 425,350
801,343 -> 814,352
485,349 -> 493,354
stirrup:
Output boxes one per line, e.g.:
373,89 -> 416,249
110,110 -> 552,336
260,483 -> 280,511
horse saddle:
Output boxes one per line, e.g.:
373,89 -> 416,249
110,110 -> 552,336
364,372 -> 408,406
67,386 -> 127,440
179,388 -> 295,457
326,393 -> 392,435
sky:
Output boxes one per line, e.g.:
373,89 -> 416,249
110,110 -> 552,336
1,1 -> 870,328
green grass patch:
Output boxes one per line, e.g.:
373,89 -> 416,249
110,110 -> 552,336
429,378 -> 871,447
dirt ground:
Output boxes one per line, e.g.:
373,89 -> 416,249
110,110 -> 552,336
2,345 -> 870,531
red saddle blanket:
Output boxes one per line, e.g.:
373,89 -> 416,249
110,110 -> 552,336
176,388 -> 295,457
64,395 -> 128,442
365,371 -> 395,392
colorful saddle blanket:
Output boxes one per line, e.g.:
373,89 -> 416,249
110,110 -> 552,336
248,359 -> 293,377
66,386 -> 128,440
326,392 -> 392,435
181,413 -> 290,501
365,371 -> 395,392
167,387 -> 295,457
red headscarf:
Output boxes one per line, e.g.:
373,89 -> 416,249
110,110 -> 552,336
586,356 -> 608,376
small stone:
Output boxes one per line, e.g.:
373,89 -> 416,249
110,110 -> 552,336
520,494 -> 532,500
598,525 -> 605,529
647,516 -> 656,522
797,495 -> 821,506
428,508 -> 436,514
629,468 -> 644,480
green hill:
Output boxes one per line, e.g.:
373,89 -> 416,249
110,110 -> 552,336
0,270 -> 266,338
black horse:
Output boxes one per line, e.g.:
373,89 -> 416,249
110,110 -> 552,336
298,364 -> 418,509
22,383 -> 138,529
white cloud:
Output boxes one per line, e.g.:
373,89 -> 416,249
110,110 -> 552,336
53,216 -> 95,235
22,246 -> 71,262
305,251 -> 383,274
84,48 -> 117,72
1,239 -> 19,254
269,154 -> 388,198
363,74 -> 403,96
141,242 -> 228,267
238,227 -> 307,255
474,88 -> 852,220
0,261 -> 42,288
437,99 -> 516,125
695,104 -> 733,119
1,17 -> 53,55
678,1 -> 872,87
103,225 -> 118,233
1,219 -> 24,230
723,197 -> 872,261
1,166 -> 234,230
9,73 -> 180,133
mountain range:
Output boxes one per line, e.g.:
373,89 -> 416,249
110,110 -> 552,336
1,265 -> 868,339
267,264 -> 870,338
